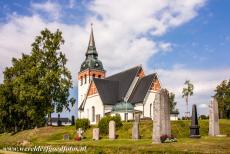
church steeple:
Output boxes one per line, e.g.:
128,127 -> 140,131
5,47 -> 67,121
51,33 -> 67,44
80,24 -> 104,72
86,24 -> 98,57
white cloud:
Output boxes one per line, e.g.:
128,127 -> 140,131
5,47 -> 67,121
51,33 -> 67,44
31,0 -> 61,20
158,42 -> 172,52
154,67 -> 230,116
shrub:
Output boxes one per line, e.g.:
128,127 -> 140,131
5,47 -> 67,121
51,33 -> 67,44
98,115 -> 123,134
75,118 -> 90,130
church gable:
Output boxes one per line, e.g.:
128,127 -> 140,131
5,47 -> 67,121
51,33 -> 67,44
137,68 -> 145,78
87,82 -> 98,96
150,77 -> 161,92
128,73 -> 156,104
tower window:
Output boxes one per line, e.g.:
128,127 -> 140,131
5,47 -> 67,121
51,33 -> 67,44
80,76 -> 83,86
84,74 -> 87,84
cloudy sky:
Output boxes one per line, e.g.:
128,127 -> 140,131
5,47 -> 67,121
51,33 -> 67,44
0,0 -> 229,118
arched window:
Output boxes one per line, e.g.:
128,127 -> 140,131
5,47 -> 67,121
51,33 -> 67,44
98,75 -> 101,78
80,76 -> 83,86
84,74 -> 87,84
92,106 -> 95,122
93,74 -> 96,78
150,104 -> 152,117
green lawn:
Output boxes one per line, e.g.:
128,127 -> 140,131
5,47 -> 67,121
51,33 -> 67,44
0,120 -> 230,153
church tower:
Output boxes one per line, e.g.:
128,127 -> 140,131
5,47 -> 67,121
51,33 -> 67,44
78,25 -> 106,111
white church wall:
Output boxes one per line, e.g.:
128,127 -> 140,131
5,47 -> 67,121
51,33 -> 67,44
104,105 -> 113,114
110,112 -> 133,121
134,103 -> 144,118
143,91 -> 156,119
82,94 -> 104,124
78,76 -> 91,108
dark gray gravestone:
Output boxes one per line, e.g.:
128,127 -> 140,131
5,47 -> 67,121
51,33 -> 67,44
71,115 -> 75,125
190,104 -> 201,138
57,114 -> 62,126
63,134 -> 70,140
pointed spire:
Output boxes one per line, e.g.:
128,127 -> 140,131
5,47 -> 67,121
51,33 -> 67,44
80,24 -> 104,72
88,23 -> 95,48
86,23 -> 98,56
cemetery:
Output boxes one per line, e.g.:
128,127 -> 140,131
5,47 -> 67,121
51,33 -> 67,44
0,92 -> 229,153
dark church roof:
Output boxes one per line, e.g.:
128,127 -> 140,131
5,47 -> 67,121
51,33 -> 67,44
92,66 -> 142,105
106,66 -> 142,100
93,78 -> 119,105
129,73 -> 157,104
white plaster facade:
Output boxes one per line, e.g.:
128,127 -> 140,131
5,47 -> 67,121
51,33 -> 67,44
79,94 -> 104,124
77,75 -> 90,109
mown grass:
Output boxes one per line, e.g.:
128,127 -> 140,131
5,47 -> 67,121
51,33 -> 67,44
0,120 -> 229,153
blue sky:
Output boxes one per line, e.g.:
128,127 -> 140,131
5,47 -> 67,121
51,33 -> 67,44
0,0 -> 229,118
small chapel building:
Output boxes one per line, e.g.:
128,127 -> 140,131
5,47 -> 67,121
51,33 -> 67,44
77,27 -> 161,124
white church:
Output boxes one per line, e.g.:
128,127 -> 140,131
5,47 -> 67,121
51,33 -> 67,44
77,27 -> 172,124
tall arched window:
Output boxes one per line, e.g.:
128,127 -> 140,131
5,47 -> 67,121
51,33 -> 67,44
92,106 -> 95,122
150,104 -> 152,117
80,76 -> 83,86
84,74 -> 87,84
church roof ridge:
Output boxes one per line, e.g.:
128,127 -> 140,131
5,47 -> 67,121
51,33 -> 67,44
106,65 -> 142,79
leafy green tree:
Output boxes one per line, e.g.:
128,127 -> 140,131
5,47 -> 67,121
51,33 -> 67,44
30,28 -> 75,125
0,28 -> 75,132
182,80 -> 194,118
169,92 -> 178,113
215,79 -> 230,119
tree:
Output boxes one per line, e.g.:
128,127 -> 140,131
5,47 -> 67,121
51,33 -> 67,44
215,79 -> 230,119
30,28 -> 75,125
169,92 -> 177,113
0,28 -> 75,132
182,80 -> 194,118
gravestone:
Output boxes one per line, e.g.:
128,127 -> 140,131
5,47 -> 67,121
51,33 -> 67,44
77,128 -> 84,138
152,89 -> 171,143
209,97 -> 220,136
71,115 -> 75,125
96,114 -> 100,124
93,128 -> 99,140
57,114 -> 62,126
152,92 -> 161,143
109,121 -> 116,140
132,122 -> 140,139
63,134 -> 70,140
134,114 -> 140,123
190,104 -> 200,138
